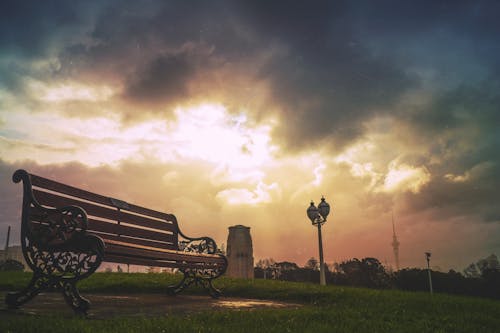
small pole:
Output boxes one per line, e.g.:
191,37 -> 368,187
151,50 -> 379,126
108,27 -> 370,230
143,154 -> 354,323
425,252 -> 433,295
4,226 -> 11,261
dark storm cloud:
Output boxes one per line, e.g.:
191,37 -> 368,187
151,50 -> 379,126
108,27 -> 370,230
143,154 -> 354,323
234,0 -> 500,150
217,1 -> 418,149
419,78 -> 500,128
53,1 -> 252,111
0,0 -> 87,58
123,45 -> 218,106
399,78 -> 500,222
124,51 -> 196,104
348,0 -> 500,36
2,0 -> 500,152
0,0 -> 100,92
75,0 -> 418,147
349,1 -> 500,89
405,165 -> 500,223
407,78 -> 500,171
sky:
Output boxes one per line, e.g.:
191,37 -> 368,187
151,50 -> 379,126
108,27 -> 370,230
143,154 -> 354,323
1,0 -> 499,272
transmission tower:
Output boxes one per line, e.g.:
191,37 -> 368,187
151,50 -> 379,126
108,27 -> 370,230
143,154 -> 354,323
391,212 -> 400,271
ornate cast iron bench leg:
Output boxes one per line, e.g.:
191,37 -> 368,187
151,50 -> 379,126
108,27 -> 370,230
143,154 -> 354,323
166,265 -> 226,298
208,280 -> 222,298
61,280 -> 90,315
8,168 -> 105,315
5,274 -> 47,309
6,276 -> 90,315
5,202 -> 104,315
166,236 -> 227,298
167,270 -> 221,298
166,273 -> 190,295
171,274 -> 222,298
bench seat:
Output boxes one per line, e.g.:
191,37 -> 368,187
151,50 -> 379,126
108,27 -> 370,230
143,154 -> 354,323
104,239 -> 227,268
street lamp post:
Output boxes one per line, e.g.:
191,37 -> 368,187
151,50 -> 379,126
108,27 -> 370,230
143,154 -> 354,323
425,252 -> 433,295
307,196 -> 331,286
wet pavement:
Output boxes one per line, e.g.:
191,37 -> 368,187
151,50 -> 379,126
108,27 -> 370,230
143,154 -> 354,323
0,292 -> 301,318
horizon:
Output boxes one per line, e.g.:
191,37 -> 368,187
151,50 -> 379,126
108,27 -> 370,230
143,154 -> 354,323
1,0 -> 500,272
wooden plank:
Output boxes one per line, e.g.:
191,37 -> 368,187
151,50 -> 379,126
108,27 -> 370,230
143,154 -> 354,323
90,232 -> 178,251
103,254 -> 220,269
33,189 -> 177,234
30,174 -> 176,222
31,174 -> 109,206
86,218 -> 176,244
29,206 -> 86,232
105,241 -> 225,265
29,207 -> 178,250
103,254 -> 173,267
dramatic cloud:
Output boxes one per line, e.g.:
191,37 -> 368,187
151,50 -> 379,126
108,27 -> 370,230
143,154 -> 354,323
389,77 -> 500,223
1,0 -> 499,270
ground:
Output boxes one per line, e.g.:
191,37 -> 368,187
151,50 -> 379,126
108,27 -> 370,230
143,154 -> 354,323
0,292 -> 300,318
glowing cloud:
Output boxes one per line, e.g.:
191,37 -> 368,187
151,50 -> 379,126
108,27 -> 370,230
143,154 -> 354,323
0,103 -> 277,179
334,141 -> 381,188
168,104 -> 277,181
444,173 -> 469,183
28,80 -> 114,102
382,162 -> 431,193
216,181 -> 280,205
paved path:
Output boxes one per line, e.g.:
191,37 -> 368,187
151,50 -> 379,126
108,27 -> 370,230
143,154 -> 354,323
1,293 -> 300,318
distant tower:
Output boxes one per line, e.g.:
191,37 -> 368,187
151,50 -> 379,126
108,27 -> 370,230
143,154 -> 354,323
226,225 -> 254,279
391,213 -> 400,271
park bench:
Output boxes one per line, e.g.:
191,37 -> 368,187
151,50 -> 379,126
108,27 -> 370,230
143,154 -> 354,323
5,169 -> 227,315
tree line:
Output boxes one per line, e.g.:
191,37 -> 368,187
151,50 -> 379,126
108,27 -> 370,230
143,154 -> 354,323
254,254 -> 500,300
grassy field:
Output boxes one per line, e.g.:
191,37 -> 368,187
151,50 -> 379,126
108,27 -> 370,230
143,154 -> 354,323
1,271 -> 499,333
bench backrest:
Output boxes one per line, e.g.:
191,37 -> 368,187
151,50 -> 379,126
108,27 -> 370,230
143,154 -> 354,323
28,173 -> 180,252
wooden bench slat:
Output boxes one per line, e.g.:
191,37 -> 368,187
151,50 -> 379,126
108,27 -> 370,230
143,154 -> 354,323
26,210 -> 178,252
28,206 -> 178,251
103,254 -> 175,268
33,189 -> 177,234
30,174 -> 176,222
26,207 -> 199,257
103,254 -> 220,269
90,232 -> 178,251
105,241 -> 226,264
29,206 -> 86,231
87,218 -> 176,244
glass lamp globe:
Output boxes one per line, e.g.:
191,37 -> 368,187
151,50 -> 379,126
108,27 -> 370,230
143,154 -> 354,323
318,197 -> 330,220
307,201 -> 319,223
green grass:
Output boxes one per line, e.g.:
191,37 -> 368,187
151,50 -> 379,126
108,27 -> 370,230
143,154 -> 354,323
1,271 -> 499,333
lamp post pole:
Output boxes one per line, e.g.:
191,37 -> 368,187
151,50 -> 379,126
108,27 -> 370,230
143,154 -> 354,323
317,221 -> 325,285
307,196 -> 331,286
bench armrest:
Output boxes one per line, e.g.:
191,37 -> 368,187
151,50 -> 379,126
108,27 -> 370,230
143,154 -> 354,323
177,229 -> 219,255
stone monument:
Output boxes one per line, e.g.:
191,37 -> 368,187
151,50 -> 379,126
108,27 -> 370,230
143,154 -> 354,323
226,225 -> 254,279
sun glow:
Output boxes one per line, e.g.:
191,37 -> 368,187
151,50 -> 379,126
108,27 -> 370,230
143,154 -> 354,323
169,104 -> 276,170
0,103 -> 277,178
1,102 -> 283,205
